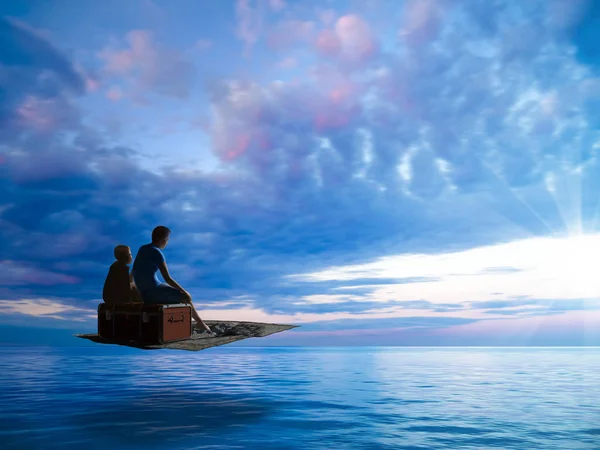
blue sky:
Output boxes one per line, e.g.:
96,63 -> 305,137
2,0 -> 600,347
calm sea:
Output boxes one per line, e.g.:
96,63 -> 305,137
1,346 -> 599,449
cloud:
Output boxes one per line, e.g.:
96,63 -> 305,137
4,0 -> 600,346
240,309 -> 600,346
0,261 -> 79,286
98,29 -> 196,99
0,16 -> 94,197
4,139 -> 95,185
196,39 -> 214,50
195,302 -> 511,324
204,71 -> 369,167
0,17 -> 85,139
202,0 -> 600,236
105,86 -> 123,101
288,233 -> 600,304
317,9 -> 337,27
398,0 -> 446,47
267,20 -> 316,51
276,57 -> 298,69
0,298 -> 93,321
0,17 -> 84,92
268,0 -> 286,13
314,14 -> 379,67
0,295 -> 492,331
430,309 -> 600,343
235,0 -> 266,57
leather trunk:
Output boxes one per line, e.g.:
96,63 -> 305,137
98,303 -> 115,339
140,304 -> 192,344
97,303 -> 192,344
98,303 -> 143,340
113,303 -> 144,340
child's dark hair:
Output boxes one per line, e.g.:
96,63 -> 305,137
113,245 -> 130,263
152,225 -> 171,242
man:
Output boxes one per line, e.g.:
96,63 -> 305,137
132,226 -> 214,336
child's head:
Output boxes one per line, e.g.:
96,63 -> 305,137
114,245 -> 132,264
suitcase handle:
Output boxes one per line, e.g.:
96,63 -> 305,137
168,314 -> 185,323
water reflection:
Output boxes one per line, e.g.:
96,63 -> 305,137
1,347 -> 599,449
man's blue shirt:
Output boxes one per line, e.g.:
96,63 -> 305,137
132,244 -> 165,293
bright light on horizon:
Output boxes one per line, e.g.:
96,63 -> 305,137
288,233 -> 600,305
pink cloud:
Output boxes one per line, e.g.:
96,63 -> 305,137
98,29 -> 195,99
314,14 -> 378,66
314,98 -> 360,132
206,71 -> 366,165
315,29 -> 341,56
335,15 -> 378,62
276,57 -> 298,69
225,132 -> 253,161
105,86 -> 123,102
267,20 -> 316,51
73,63 -> 101,93
429,310 -> 600,342
100,31 -> 146,74
85,77 -> 101,93
314,74 -> 366,131
15,95 -> 79,132
16,96 -> 56,130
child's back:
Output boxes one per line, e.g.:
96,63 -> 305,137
102,261 -> 132,304
103,245 -> 133,305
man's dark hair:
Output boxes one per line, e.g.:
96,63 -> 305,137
152,226 -> 171,242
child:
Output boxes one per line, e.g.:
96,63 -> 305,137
102,245 -> 142,304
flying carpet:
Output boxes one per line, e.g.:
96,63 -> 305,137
75,320 -> 298,352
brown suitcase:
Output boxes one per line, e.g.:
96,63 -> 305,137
98,302 -> 192,344
113,303 -> 144,340
140,303 -> 192,344
98,303 -> 115,339
98,303 -> 143,340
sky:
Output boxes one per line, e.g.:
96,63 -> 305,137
1,0 -> 600,347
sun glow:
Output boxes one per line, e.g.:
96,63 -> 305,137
288,233 -> 600,304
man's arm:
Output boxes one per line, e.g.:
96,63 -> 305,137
129,268 -> 137,289
158,261 -> 188,295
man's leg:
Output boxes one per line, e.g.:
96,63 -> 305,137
181,293 -> 213,333
160,285 -> 214,334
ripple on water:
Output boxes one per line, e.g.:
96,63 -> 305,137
0,347 -> 599,450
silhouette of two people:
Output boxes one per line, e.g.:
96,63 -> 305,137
102,226 -> 214,336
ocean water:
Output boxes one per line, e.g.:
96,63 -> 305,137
1,346 -> 599,450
